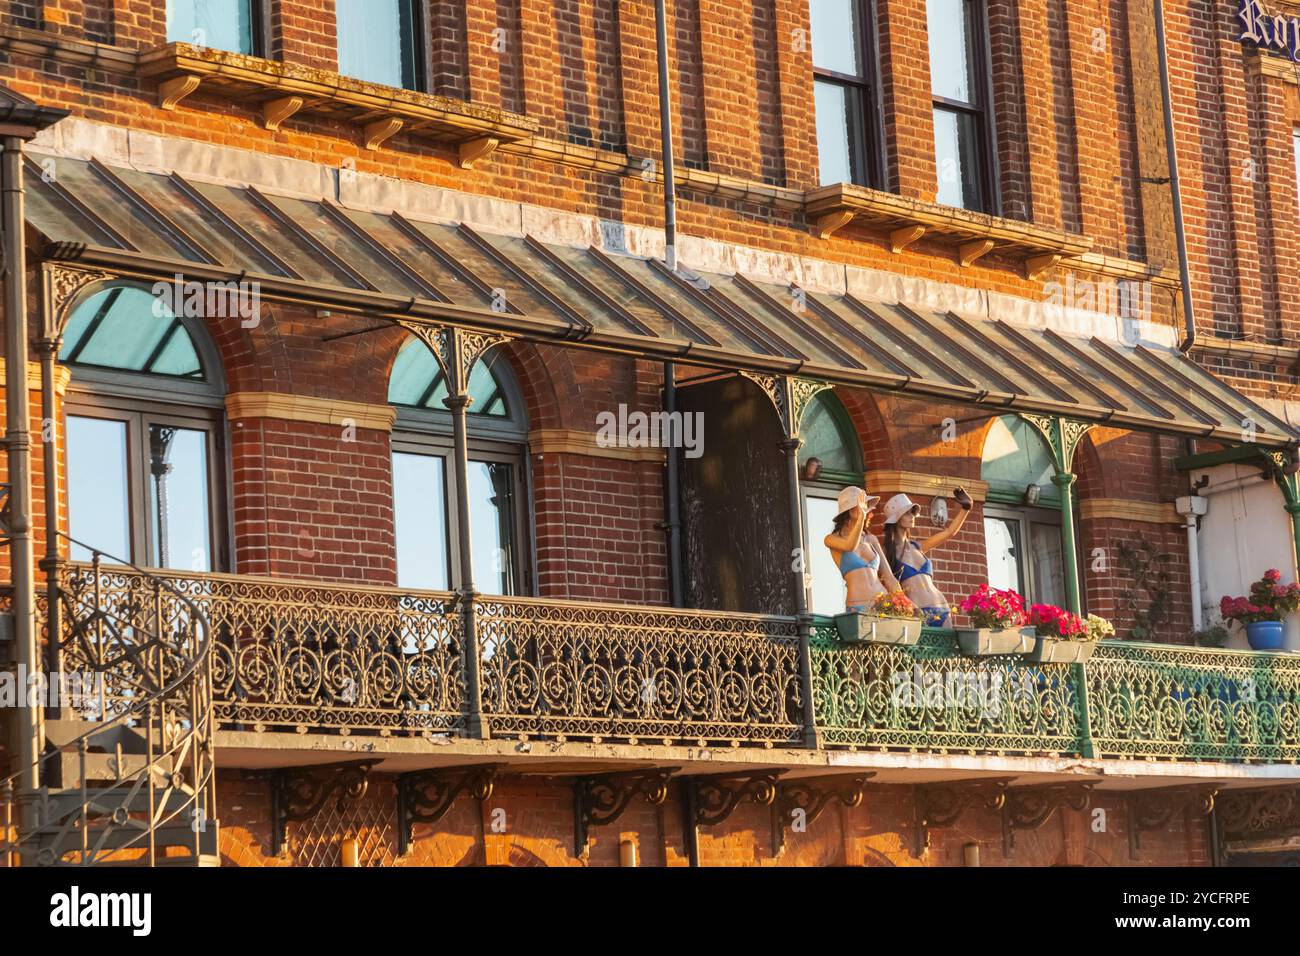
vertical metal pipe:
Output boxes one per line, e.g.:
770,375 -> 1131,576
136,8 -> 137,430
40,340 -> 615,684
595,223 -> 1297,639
1184,512 -> 1203,631
2,135 -> 40,791
1153,0 -> 1196,352
444,335 -> 487,738
38,330 -> 64,688
781,435 -> 819,748
663,363 -> 683,606
653,0 -> 677,271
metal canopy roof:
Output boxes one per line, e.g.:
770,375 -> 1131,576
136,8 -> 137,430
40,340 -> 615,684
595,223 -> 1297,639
23,152 -> 1297,449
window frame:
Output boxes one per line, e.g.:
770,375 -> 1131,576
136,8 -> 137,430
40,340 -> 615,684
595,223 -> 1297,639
983,502 -> 1080,610
928,0 -> 1001,215
810,0 -> 887,189
334,0 -> 428,93
390,430 -> 530,595
65,392 -> 230,573
166,0 -> 266,57
390,346 -> 531,595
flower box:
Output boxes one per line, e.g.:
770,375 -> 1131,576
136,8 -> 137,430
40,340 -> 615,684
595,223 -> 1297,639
955,626 -> 1037,656
1025,635 -> 1097,664
833,613 -> 921,646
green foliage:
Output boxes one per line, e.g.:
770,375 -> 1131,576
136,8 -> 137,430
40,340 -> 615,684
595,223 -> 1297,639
1115,540 -> 1174,641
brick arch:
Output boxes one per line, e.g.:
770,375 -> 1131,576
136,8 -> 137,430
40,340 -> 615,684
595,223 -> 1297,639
500,340 -> 561,431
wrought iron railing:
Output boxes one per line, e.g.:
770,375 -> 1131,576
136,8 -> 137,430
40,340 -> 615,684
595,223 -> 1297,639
808,624 -> 1084,755
1085,641 -> 1300,762
476,595 -> 803,745
25,566 -> 1300,765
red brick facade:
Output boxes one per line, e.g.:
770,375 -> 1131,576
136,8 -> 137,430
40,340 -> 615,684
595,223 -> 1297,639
2,0 -> 1299,868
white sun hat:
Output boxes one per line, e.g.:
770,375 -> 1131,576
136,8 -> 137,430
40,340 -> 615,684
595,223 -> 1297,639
882,493 -> 921,525
836,486 -> 880,514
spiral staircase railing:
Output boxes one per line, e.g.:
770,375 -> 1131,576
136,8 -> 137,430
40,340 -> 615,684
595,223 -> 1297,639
0,535 -> 216,867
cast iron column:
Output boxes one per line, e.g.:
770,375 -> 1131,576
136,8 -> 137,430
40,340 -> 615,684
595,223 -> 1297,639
780,435 -> 819,748
2,135 -> 40,787
443,334 -> 487,739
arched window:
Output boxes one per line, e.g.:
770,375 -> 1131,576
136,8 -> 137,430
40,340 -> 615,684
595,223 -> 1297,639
388,340 -> 529,595
60,282 -> 227,571
981,415 -> 1067,606
798,392 -> 867,616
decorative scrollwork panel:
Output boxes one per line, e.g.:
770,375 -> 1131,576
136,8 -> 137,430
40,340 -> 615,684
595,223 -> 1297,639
810,625 -> 1084,755
1086,642 -> 1300,761
476,596 -> 804,745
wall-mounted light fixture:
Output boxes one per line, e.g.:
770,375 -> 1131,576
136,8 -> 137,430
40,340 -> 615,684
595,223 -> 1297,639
963,842 -> 981,867
1024,483 -> 1041,506
804,457 -> 822,481
340,837 -> 360,867
619,837 -> 639,867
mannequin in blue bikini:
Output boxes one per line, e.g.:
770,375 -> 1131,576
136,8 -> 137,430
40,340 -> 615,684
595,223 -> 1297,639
881,488 -> 972,627
823,486 -> 901,613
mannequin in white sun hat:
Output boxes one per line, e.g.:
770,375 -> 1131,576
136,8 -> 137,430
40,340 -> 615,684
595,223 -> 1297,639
822,486 -> 902,613
880,488 -> 972,628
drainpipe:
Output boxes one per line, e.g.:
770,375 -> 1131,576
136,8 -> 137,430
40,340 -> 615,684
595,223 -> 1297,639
2,135 -> 40,790
1153,0 -> 1196,353
654,0 -> 685,606
1175,493 -> 1208,631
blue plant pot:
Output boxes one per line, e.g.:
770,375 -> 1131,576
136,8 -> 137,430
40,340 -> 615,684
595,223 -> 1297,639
1246,620 -> 1285,651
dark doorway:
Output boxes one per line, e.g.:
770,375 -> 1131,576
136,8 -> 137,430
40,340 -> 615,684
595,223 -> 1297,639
678,375 -> 793,615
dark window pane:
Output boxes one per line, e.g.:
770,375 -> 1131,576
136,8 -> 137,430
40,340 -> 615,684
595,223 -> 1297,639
337,0 -> 420,90
468,461 -> 517,596
393,452 -> 451,590
167,0 -> 255,54
799,394 -> 861,474
1030,522 -> 1066,607
815,80 -> 857,186
68,417 -> 132,563
933,107 -> 984,210
984,516 -> 1022,594
149,425 -> 212,571
927,0 -> 974,103
810,0 -> 860,76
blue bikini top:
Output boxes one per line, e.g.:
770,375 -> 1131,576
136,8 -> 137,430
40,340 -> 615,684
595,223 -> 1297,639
892,544 -> 933,581
838,548 -> 880,577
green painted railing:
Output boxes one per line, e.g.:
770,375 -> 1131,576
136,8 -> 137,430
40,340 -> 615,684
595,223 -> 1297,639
810,620 -> 1300,763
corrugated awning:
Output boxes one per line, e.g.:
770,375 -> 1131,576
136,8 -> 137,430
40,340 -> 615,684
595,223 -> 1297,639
22,151 -> 1298,449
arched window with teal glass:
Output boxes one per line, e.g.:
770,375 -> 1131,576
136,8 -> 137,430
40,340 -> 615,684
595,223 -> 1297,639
60,282 -> 227,572
980,415 -> 1068,607
389,338 -> 530,597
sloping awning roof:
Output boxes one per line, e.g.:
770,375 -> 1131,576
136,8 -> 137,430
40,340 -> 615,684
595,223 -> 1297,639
0,83 -> 69,137
21,151 -> 1297,449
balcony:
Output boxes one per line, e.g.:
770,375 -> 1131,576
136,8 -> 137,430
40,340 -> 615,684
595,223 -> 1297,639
47,562 -> 1300,767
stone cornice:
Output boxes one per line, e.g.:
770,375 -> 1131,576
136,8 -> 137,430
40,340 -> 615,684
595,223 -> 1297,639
226,392 -> 397,431
0,357 -> 71,394
1080,499 -> 1181,525
865,470 -> 990,502
529,428 -> 666,463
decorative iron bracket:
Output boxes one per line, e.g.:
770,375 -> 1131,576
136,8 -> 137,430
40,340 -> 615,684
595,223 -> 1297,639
1127,785 -> 1216,860
264,759 -> 380,857
1020,414 -> 1094,476
41,264 -> 118,340
913,779 -> 1012,858
396,764 -> 501,856
1002,783 -> 1094,856
1214,785 -> 1300,842
397,322 -> 509,398
682,771 -> 785,866
573,768 -> 678,859
771,774 -> 872,856
738,372 -> 833,440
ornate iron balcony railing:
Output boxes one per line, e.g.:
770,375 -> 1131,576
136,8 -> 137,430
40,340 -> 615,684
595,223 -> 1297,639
36,564 -> 1300,764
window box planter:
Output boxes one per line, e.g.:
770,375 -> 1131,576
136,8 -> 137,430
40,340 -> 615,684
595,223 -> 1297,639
955,626 -> 1036,656
833,613 -> 921,646
1025,635 -> 1097,664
